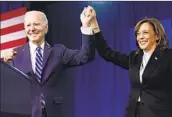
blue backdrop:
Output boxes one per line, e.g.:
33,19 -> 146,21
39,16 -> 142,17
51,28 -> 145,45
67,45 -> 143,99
1,1 -> 172,117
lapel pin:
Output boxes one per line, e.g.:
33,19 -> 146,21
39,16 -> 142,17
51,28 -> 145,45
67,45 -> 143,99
155,57 -> 158,60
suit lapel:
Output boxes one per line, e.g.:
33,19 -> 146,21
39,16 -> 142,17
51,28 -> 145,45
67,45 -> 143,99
129,50 -> 143,87
42,42 -> 52,69
41,42 -> 52,84
142,47 -> 162,83
22,43 -> 34,75
134,51 -> 143,85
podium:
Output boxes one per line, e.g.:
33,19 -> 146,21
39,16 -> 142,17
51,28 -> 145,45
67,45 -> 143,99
0,61 -> 32,117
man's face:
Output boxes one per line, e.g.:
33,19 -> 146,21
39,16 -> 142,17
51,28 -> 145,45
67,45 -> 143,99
24,12 -> 48,44
136,22 -> 158,51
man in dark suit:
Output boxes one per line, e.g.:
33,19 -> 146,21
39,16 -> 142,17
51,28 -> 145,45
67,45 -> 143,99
83,6 -> 172,117
3,8 -> 95,117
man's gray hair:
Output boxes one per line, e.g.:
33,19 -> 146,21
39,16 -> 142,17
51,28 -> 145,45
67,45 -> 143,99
24,11 -> 48,24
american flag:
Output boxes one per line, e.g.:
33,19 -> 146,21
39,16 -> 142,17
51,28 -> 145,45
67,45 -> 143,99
0,7 -> 27,58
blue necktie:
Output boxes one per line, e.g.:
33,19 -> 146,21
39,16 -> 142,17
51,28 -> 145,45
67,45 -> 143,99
35,46 -> 43,83
35,46 -> 45,108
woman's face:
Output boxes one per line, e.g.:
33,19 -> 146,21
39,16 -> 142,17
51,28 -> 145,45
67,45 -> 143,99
136,22 -> 159,52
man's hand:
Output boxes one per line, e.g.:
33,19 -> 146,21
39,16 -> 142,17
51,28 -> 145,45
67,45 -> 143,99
80,6 -> 96,28
81,6 -> 100,33
3,49 -> 17,63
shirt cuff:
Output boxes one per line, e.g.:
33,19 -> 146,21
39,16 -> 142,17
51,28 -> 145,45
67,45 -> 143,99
80,27 -> 93,35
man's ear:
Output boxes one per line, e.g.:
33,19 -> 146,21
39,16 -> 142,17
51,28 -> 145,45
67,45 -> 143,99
45,24 -> 48,34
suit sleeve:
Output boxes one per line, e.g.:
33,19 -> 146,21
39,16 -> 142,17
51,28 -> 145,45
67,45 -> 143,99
95,32 -> 131,69
62,34 -> 95,67
169,50 -> 172,78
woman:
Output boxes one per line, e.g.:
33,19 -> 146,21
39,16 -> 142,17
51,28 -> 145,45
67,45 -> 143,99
86,6 -> 172,117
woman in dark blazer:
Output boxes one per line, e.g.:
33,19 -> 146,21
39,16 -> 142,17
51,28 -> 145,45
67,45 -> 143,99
86,6 -> 172,117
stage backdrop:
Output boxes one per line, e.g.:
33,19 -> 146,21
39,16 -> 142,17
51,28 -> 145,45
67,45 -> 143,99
1,1 -> 172,117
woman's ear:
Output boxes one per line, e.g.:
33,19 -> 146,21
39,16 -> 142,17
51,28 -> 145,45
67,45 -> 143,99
155,35 -> 160,41
156,35 -> 161,45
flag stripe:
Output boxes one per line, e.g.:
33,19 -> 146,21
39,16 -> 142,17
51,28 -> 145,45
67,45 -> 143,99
0,23 -> 24,36
0,38 -> 26,50
1,30 -> 26,44
0,7 -> 27,21
0,7 -> 27,58
1,15 -> 24,29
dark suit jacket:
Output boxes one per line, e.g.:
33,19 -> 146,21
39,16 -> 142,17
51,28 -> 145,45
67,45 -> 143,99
11,34 -> 95,117
95,32 -> 172,117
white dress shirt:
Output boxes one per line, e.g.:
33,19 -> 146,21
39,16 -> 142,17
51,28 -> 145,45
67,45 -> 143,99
80,27 -> 93,35
29,42 -> 45,73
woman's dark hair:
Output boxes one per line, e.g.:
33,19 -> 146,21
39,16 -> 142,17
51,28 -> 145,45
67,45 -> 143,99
134,17 -> 169,50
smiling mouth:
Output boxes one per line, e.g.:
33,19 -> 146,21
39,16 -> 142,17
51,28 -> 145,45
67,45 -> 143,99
30,33 -> 38,36
139,41 -> 148,45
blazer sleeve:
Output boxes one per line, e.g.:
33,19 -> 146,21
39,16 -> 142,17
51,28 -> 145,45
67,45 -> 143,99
95,32 -> 133,69
169,49 -> 172,77
62,34 -> 95,67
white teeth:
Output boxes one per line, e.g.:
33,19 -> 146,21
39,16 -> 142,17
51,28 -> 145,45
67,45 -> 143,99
140,42 -> 147,45
31,34 -> 37,36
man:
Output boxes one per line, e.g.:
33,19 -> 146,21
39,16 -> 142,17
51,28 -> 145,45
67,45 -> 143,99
4,7 -> 95,117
